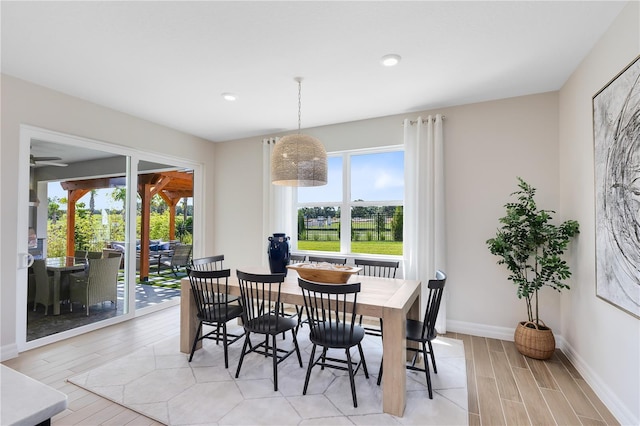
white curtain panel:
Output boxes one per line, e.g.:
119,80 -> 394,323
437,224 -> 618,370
403,115 -> 447,332
262,138 -> 294,267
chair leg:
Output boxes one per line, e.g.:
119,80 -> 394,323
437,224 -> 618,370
320,347 -> 328,370
272,334 -> 279,391
235,332 -> 251,379
295,305 -> 304,332
376,318 -> 384,385
303,344 -> 317,395
189,322 -> 203,362
428,340 -> 437,374
215,323 -> 222,345
279,304 -> 286,339
422,342 -> 433,399
357,343 -> 369,378
345,348 -> 358,408
291,328 -> 303,367
222,322 -> 229,368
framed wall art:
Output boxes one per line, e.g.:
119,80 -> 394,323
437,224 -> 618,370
593,54 -> 640,319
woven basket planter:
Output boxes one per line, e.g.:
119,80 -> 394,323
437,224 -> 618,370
514,321 -> 555,360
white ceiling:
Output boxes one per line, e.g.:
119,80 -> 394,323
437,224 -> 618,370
1,1 -> 628,143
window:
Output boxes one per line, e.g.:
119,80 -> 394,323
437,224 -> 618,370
295,147 -> 404,256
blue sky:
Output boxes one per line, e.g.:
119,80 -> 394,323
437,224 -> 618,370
298,150 -> 404,203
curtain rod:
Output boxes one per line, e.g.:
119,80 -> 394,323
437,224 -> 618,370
408,116 -> 446,125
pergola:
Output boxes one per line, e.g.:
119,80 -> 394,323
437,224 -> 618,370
60,170 -> 193,281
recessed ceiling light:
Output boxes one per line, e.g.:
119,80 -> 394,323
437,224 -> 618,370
381,54 -> 401,67
221,92 -> 237,101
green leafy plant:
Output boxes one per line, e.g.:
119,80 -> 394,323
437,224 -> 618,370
486,177 -> 580,325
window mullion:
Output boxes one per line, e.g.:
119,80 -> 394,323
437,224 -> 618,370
341,152 -> 350,254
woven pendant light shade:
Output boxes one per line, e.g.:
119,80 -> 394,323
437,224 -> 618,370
271,134 -> 327,186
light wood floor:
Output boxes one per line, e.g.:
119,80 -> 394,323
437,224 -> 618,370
2,306 -> 619,425
445,332 -> 620,426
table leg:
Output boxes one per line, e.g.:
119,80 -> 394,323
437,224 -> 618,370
382,287 -> 421,416
53,270 -> 61,316
382,304 -> 407,416
180,278 -> 201,353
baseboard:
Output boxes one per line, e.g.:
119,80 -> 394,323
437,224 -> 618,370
560,338 -> 637,426
1,343 -> 19,362
447,319 -> 515,341
448,320 -> 635,426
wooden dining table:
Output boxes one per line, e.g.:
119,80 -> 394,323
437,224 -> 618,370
179,266 -> 421,417
45,257 -> 86,315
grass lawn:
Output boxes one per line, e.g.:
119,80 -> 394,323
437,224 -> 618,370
298,240 -> 402,256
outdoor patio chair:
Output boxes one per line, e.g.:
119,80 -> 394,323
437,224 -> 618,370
87,251 -> 102,259
377,270 -> 446,397
158,244 -> 192,276
69,257 -> 121,316
102,249 -> 124,268
32,259 -> 55,315
235,270 -> 303,391
74,250 -> 88,264
298,277 -> 369,407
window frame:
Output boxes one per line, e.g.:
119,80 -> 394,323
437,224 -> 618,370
292,145 -> 404,258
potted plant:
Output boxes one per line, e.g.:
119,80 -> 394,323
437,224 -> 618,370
487,177 -> 579,359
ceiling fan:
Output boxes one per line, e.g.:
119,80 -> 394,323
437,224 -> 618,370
30,154 -> 68,167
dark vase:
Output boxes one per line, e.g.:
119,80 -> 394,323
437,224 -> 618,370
268,233 -> 290,275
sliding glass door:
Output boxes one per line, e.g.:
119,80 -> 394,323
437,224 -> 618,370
18,127 -> 197,350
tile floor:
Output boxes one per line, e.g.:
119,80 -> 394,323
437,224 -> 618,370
68,322 -> 468,425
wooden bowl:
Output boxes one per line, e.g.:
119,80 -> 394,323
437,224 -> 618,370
287,263 -> 362,284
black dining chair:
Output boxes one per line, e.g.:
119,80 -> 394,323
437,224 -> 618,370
354,258 -> 400,337
298,277 -> 369,408
190,254 -> 225,271
377,270 -> 446,399
190,255 -> 239,304
186,268 -> 244,368
289,254 -> 306,264
235,270 -> 303,391
307,255 -> 347,265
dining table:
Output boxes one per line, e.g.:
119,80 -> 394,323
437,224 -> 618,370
45,256 -> 86,315
179,266 -> 422,417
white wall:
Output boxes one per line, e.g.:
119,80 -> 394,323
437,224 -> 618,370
558,2 -> 639,425
0,75 -> 217,359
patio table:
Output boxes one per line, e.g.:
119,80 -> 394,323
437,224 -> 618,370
179,266 -> 421,417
